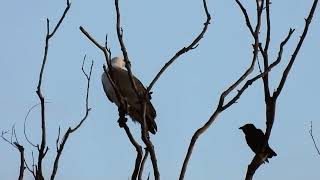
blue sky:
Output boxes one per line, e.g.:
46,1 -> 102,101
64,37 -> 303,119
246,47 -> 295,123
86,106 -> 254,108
1,0 -> 319,179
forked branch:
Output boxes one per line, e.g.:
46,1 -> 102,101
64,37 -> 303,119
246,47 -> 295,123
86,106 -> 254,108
1,128 -> 25,180
273,0 -> 319,99
242,0 -> 319,180
80,26 -> 144,180
50,57 -> 93,180
112,2 -> 159,178
179,1 -> 263,179
35,0 -> 71,179
147,0 -> 211,92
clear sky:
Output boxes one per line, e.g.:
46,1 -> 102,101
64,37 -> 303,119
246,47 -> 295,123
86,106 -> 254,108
1,0 -> 319,179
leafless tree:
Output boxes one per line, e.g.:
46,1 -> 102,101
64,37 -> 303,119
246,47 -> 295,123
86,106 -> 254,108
2,1 -> 94,180
80,0 -> 318,180
3,0 -> 319,179
80,0 -> 211,179
232,0 -> 318,179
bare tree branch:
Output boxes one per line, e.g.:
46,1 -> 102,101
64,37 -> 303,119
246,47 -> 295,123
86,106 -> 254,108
24,103 -> 51,148
234,2 -> 297,179
138,148 -> 149,180
50,57 -> 93,180
114,0 -> 161,179
114,0 -> 140,97
121,116 -> 143,180
1,129 -> 25,180
15,143 -> 25,180
273,0 -> 318,99
219,0 -> 264,108
179,1 -> 264,179
223,28 -> 294,110
139,101 -> 159,180
35,1 -> 70,179
24,153 -> 36,179
80,26 -> 144,180
260,0 -> 272,99
309,121 -> 320,156
242,0 -> 318,179
83,1 -> 211,179
264,0 -> 271,52
235,0 -> 255,38
147,0 -> 211,92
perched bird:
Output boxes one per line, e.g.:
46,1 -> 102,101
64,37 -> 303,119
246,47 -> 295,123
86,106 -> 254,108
239,123 -> 277,162
101,57 -> 157,134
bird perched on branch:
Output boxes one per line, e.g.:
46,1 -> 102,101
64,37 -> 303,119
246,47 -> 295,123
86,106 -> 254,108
239,123 -> 277,162
101,57 -> 157,134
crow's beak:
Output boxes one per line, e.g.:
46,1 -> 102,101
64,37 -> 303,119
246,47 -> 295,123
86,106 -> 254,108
239,126 -> 243,130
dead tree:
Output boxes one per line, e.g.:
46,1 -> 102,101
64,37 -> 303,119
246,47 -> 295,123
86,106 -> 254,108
232,0 -> 319,179
3,0 -> 318,179
80,0 -> 210,179
179,0 -> 318,180
2,1 -> 94,180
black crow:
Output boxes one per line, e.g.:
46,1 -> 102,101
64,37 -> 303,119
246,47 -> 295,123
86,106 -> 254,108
239,123 -> 277,162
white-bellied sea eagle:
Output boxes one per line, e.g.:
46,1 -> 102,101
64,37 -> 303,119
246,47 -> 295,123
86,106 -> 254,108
101,57 -> 157,134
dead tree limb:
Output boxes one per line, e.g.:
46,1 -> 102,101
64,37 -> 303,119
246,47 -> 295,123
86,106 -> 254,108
114,0 -> 165,177
147,0 -> 211,92
179,0 -> 265,179
82,0 -> 211,179
309,121 -> 320,157
114,0 -> 139,96
24,103 -> 42,148
112,3 -> 155,178
138,148 -> 149,180
112,2 -> 160,179
80,27 -> 143,180
116,0 -> 212,176
50,56 -> 93,180
24,151 -> 36,179
121,118 -> 144,180
1,129 -> 25,180
16,143 -> 25,180
35,0 -> 70,179
238,0 -> 319,179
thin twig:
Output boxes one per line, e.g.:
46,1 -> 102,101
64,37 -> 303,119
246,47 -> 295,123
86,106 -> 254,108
56,126 -> 61,151
223,29 -> 294,110
264,0 -> 271,53
24,103 -> 51,148
24,156 -> 36,179
309,121 -> 320,156
147,0 -> 211,92
50,57 -> 93,180
273,0 -> 318,99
